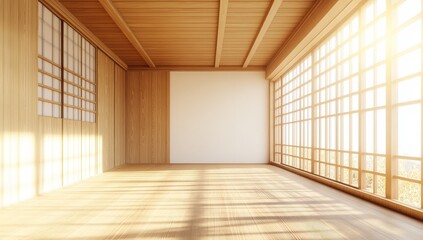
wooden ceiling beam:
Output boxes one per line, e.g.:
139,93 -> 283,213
242,0 -> 283,68
129,65 -> 265,71
98,0 -> 155,68
214,0 -> 229,68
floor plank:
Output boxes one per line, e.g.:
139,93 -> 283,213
0,164 -> 422,239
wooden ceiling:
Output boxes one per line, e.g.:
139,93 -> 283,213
59,0 -> 317,68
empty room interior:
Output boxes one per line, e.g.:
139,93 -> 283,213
2,0 -> 423,239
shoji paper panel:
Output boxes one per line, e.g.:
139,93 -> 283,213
97,50 -> 115,171
126,71 -> 169,164
38,2 -> 62,118
81,39 -> 96,123
63,23 -> 82,121
114,65 -> 126,167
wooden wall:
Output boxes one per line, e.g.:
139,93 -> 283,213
97,50 -> 126,170
115,66 -> 126,167
0,0 -> 126,207
0,0 -> 38,206
126,71 -> 170,164
97,50 -> 115,171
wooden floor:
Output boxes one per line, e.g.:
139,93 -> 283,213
0,164 -> 423,239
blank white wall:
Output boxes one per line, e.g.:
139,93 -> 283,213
170,71 -> 268,163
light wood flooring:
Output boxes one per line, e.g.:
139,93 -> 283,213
0,164 -> 423,239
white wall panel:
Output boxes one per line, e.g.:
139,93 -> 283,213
170,71 -> 268,164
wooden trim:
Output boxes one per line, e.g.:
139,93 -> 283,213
63,67 -> 96,85
166,71 -> 171,164
214,0 -> 228,68
38,69 -> 61,81
266,0 -> 364,81
38,83 -> 61,93
98,0 -> 155,68
39,0 -> 128,70
386,0 -> 394,200
243,0 -> 283,68
128,65 -> 266,71
63,79 -> 96,95
63,103 -> 97,113
269,81 -> 274,163
38,98 -> 61,105
38,55 -> 61,68
270,162 -> 423,221
64,92 -> 96,105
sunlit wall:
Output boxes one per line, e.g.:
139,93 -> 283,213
272,0 -> 423,209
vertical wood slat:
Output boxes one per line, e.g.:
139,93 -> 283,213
126,70 -> 170,164
385,0 -> 394,200
97,50 -> 115,171
269,81 -> 274,163
358,4 -> 365,190
0,0 -> 4,207
3,0 -> 19,205
126,71 -> 140,164
421,0 -> 423,210
18,0 -> 38,201
139,71 -> 149,163
311,53 -> 316,174
114,64 -> 125,167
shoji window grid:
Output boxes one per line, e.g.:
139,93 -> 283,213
37,2 -> 96,122
390,0 -> 422,208
38,3 -> 62,118
272,0 -> 423,210
280,55 -> 313,172
274,80 -> 282,164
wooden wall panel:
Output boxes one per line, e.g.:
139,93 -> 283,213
126,71 -> 169,164
0,0 -> 38,207
114,65 -> 126,167
63,120 -> 82,186
82,122 -> 97,179
125,71 -> 140,164
97,50 -> 115,171
18,0 -> 38,201
38,117 -> 62,193
0,0 -> 4,207
0,0 -> 126,208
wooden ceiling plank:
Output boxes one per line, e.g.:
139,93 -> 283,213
242,0 -> 283,68
98,0 -> 155,68
214,0 -> 229,68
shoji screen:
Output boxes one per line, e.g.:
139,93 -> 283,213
37,3 -> 62,118
313,15 -> 362,187
81,38 -> 96,123
274,80 -> 282,164
272,0 -> 423,210
280,55 -> 313,172
63,23 -> 82,121
391,0 -> 422,208
63,23 -> 96,122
